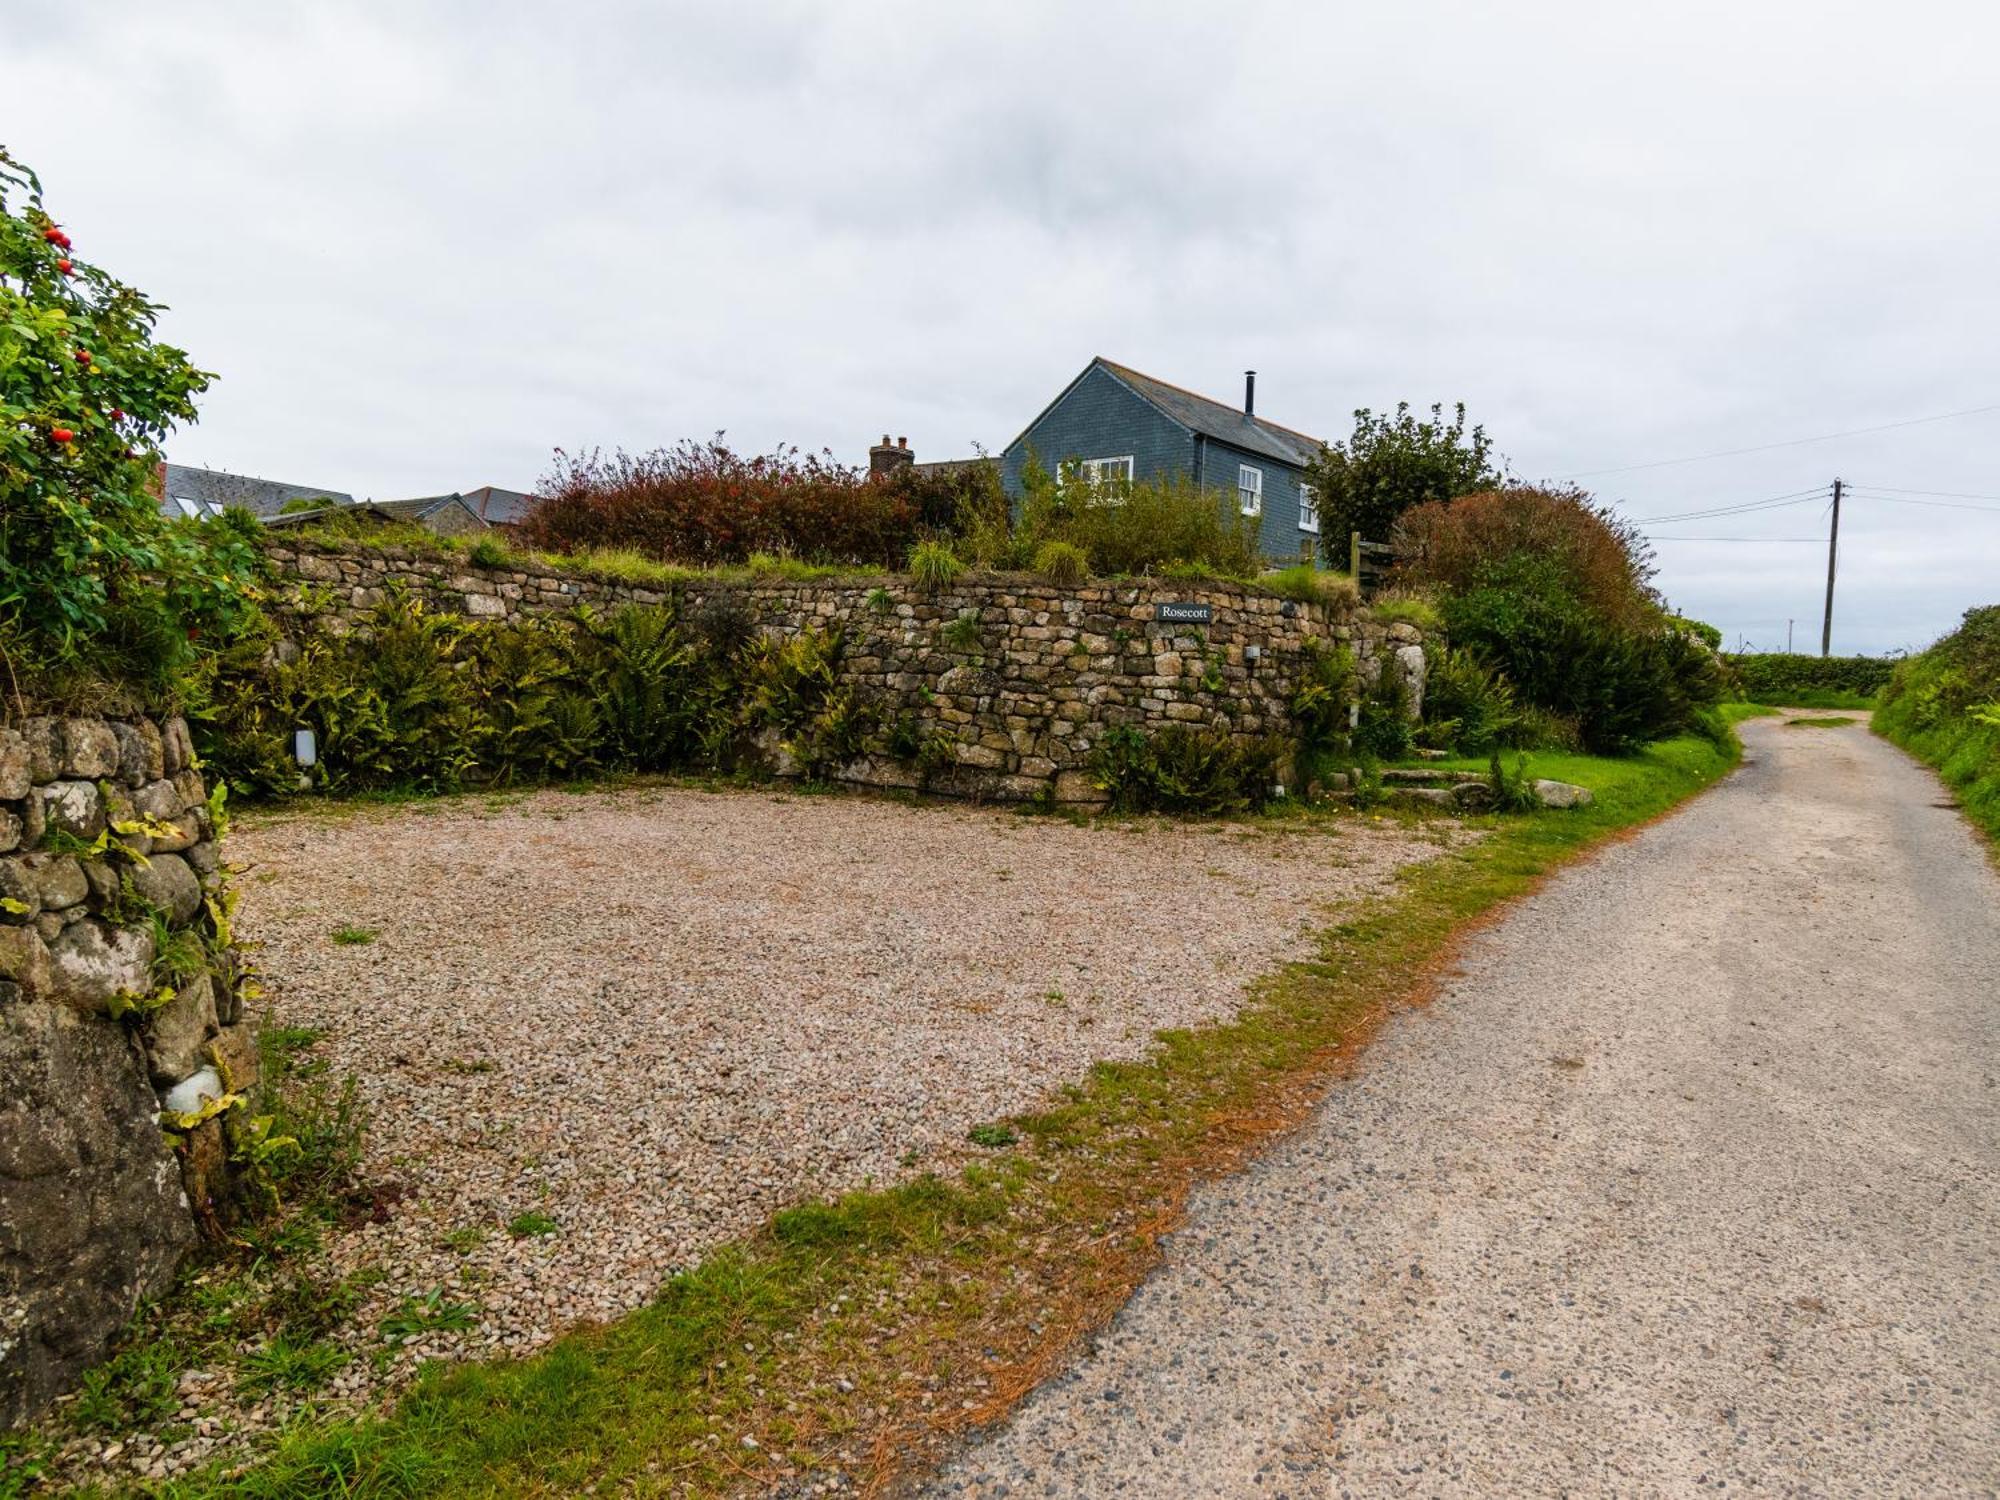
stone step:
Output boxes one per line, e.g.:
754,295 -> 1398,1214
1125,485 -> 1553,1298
1380,768 -> 1488,786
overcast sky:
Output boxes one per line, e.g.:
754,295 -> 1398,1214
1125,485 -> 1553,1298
12,1 -> 1997,653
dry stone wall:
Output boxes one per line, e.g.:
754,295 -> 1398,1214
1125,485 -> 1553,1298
260,536 -> 1427,801
0,712 -> 254,1425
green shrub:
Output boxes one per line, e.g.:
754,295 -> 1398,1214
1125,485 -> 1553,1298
466,536 -> 513,569
1876,605 -> 2000,845
1014,460 -> 1261,578
1438,552 -> 1720,756
1353,665 -> 1413,761
0,148 -> 260,696
1419,647 -> 1521,753
570,605 -> 705,770
1671,616 -> 1724,651
1290,641 -> 1356,768
1303,401 -> 1498,561
908,539 -> 964,594
1033,540 -> 1089,585
1090,723 -> 1282,814
1725,652 -> 1892,706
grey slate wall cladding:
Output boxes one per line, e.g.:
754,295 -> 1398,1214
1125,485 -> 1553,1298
1000,362 -> 1193,497
1000,362 -> 1324,565
1201,434 -> 1319,566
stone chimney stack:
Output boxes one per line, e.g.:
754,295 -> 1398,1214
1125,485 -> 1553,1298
869,434 -> 914,477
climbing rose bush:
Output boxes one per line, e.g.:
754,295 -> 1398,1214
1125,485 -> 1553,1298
0,146 -> 259,692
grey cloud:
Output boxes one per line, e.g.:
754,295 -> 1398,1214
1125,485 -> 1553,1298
8,0 -> 1997,653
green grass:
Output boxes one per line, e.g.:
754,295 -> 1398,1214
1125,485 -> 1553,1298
236,1336 -> 348,1396
1878,709 -> 2000,849
506,1212 -> 559,1239
330,925 -> 378,946
158,730 -> 1740,1499
1758,688 -> 1878,710
1871,608 -> 2000,852
1260,564 -> 1359,609
1785,715 -> 1857,729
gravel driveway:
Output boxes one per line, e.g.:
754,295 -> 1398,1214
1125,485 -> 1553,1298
925,714 -> 2000,1497
230,784 -> 1446,1386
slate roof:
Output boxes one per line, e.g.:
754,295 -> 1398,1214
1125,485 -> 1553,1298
1093,358 -> 1325,469
462,485 -> 541,526
261,494 -> 488,530
159,463 -> 355,519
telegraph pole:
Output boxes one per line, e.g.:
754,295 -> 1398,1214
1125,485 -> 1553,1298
1820,478 -> 1843,657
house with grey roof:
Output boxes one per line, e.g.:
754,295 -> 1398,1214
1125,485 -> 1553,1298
998,357 -> 1328,564
157,463 -> 355,521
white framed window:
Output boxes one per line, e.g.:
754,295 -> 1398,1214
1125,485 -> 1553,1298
1068,455 -> 1133,505
1237,464 -> 1263,518
1298,482 -> 1320,534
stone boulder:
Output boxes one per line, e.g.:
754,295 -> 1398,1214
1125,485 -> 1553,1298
0,1001 -> 195,1426
145,972 -> 218,1086
1530,778 -> 1595,810
126,852 -> 203,926
46,920 -> 155,1013
34,781 -> 105,841
60,719 -> 121,779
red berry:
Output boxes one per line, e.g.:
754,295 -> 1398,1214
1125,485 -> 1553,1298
111,407 -> 125,421
57,258 -> 73,276
42,226 -> 61,243
75,350 -> 91,365
50,427 -> 75,443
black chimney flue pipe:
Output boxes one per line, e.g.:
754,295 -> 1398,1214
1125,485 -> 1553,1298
1244,370 -> 1256,417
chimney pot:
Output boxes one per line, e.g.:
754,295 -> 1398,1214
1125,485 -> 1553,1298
869,431 -> 916,478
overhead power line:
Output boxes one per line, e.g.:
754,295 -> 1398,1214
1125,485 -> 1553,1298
1643,535 -> 1825,542
1626,486 -> 1829,525
1846,486 -> 2000,513
1850,482 -> 2000,501
1556,402 -> 2000,480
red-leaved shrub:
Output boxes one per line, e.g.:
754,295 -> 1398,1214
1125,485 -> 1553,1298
1388,484 -> 1660,628
520,439 -> 999,569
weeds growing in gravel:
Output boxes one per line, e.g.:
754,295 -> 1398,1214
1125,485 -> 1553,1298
330,925 -> 377,945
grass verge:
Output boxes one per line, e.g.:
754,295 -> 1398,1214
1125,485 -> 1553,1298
136,733 -> 1740,1500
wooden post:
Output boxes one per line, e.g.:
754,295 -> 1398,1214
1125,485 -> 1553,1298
1820,478 -> 1842,657
1349,529 -> 1361,581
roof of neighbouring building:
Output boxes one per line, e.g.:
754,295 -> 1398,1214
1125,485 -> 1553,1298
461,484 -> 541,525
261,494 -> 488,530
1030,358 -> 1326,470
159,462 -> 356,519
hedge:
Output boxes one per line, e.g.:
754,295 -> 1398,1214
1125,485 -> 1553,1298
1725,652 -> 1894,706
1875,606 -> 2000,847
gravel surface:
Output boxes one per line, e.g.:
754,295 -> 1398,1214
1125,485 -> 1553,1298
227,786 -> 1445,1391
925,714 -> 2000,1497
